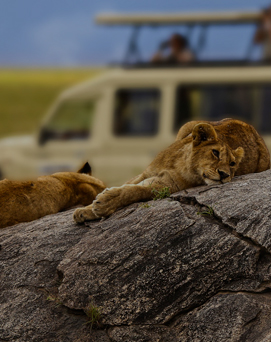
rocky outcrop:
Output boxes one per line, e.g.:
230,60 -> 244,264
1,170 -> 271,341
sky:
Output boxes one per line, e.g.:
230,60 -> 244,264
0,0 -> 270,66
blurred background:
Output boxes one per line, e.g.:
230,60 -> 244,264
1,0 -> 271,185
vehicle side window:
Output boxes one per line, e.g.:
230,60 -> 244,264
174,87 -> 193,131
260,86 -> 271,133
39,100 -> 95,144
174,85 -> 254,133
114,89 -> 160,136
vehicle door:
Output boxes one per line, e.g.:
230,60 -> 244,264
93,86 -> 171,186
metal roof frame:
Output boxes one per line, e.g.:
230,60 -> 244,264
95,10 -> 263,65
95,11 -> 261,26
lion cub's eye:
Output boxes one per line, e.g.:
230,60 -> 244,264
212,149 -> 220,158
230,161 -> 236,167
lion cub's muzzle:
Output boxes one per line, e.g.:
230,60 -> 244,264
203,168 -> 231,185
218,170 -> 230,181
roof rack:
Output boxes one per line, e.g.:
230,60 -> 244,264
95,10 -> 261,26
95,10 -> 263,65
122,60 -> 271,69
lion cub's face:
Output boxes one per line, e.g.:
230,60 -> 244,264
191,123 -> 244,185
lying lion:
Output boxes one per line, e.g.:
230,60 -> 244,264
0,162 -> 105,228
74,119 -> 270,223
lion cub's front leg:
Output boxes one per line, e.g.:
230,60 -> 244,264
73,178 -> 159,223
73,173 -> 175,223
73,186 -> 138,223
73,186 -> 137,223
92,183 -> 156,218
73,204 -> 98,223
73,185 -> 139,223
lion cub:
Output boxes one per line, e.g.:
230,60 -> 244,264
74,119 -> 270,223
0,162 -> 105,228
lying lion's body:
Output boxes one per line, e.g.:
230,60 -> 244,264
176,118 -> 270,176
74,119 -> 270,222
1,163 -> 105,228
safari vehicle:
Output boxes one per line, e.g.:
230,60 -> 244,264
1,10 -> 271,186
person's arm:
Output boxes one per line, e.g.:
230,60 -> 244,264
151,40 -> 169,63
176,50 -> 194,63
254,26 -> 267,43
253,11 -> 271,44
151,52 -> 164,63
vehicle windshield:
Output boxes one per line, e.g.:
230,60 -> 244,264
39,100 -> 94,144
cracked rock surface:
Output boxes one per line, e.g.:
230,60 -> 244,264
1,170 -> 271,341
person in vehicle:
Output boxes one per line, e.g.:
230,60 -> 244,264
151,33 -> 194,64
254,6 -> 271,60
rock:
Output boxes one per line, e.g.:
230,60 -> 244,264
1,170 -> 271,341
171,293 -> 271,342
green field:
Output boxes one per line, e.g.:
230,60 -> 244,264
0,68 -> 104,139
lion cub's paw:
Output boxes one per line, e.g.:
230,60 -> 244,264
73,205 -> 98,223
92,187 -> 124,218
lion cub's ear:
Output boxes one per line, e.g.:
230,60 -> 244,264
77,162 -> 92,175
192,123 -> 218,147
234,147 -> 244,163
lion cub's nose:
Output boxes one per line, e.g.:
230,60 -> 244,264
218,170 -> 229,180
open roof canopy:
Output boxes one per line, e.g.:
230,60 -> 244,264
95,10 -> 261,26
95,10 -> 265,66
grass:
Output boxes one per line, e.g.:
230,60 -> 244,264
0,68 -> 104,139
197,206 -> 214,217
84,303 -> 102,330
151,187 -> 171,200
46,294 -> 63,307
140,203 -> 151,208
47,295 -> 102,330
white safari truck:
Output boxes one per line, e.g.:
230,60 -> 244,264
1,10 -> 271,186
